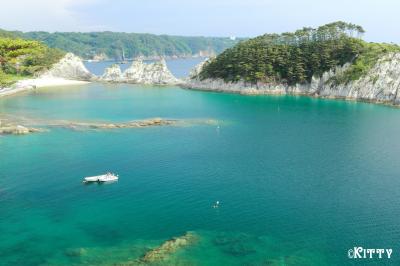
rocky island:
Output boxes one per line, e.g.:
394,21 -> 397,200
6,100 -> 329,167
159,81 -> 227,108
184,22 -> 400,106
100,59 -> 181,85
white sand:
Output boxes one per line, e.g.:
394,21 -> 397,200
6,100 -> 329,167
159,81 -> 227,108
0,77 -> 90,97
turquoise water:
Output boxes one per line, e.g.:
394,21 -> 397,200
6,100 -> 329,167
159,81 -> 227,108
1,82 -> 400,265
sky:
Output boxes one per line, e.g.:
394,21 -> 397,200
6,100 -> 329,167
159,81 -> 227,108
0,0 -> 399,43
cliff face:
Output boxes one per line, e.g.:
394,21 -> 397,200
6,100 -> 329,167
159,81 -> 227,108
185,53 -> 400,106
41,53 -> 95,81
317,53 -> 400,104
100,59 -> 181,85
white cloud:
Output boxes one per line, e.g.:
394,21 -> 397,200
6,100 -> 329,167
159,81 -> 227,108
0,0 -> 108,32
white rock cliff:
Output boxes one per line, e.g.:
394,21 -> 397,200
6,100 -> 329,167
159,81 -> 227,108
41,53 -> 95,81
185,53 -> 400,106
100,59 -> 181,85
100,64 -> 122,82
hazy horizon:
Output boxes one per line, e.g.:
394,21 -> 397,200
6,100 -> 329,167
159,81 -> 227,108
1,0 -> 400,43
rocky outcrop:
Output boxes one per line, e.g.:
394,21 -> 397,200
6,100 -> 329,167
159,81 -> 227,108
185,53 -> 400,106
0,53 -> 92,97
188,58 -> 210,80
0,116 -> 221,137
54,118 -> 176,130
100,59 -> 181,85
318,53 -> 400,104
0,120 -> 43,135
41,53 -> 95,81
140,232 -> 198,263
100,64 -> 122,82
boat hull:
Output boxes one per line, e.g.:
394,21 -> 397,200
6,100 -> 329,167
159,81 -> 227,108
83,174 -> 118,183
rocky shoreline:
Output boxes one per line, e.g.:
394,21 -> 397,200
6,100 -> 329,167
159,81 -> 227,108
184,53 -> 400,106
0,53 -> 183,98
2,51 -> 400,107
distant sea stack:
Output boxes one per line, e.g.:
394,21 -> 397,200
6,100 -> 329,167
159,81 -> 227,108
184,22 -> 400,106
101,59 -> 181,85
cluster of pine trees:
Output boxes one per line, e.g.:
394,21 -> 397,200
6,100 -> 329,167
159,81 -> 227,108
199,22 -> 400,85
0,38 -> 64,87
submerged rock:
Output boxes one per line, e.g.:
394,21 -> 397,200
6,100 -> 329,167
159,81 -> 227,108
213,233 -> 257,257
0,116 -> 220,136
0,123 -> 43,135
140,231 -> 198,263
55,118 -> 176,130
41,53 -> 95,81
64,247 -> 88,257
100,59 -> 181,85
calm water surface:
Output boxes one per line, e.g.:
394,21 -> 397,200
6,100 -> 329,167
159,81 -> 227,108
1,62 -> 400,265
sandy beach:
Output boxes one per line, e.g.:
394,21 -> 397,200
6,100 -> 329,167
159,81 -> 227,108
0,77 -> 90,98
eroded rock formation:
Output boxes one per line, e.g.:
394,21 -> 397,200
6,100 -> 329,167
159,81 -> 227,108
101,59 -> 181,85
40,53 -> 95,81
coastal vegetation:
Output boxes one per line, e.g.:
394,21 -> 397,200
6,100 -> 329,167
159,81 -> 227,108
0,29 -> 240,60
198,22 -> 400,85
0,37 -> 64,87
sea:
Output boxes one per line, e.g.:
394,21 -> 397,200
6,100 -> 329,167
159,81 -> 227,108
1,58 -> 400,265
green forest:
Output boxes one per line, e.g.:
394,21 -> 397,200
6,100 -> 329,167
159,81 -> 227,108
0,29 -> 240,60
0,37 -> 64,87
198,22 -> 400,85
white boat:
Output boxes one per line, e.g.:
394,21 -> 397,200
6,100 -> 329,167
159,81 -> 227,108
83,172 -> 119,183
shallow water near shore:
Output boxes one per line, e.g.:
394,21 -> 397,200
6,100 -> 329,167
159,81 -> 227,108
1,70 -> 400,265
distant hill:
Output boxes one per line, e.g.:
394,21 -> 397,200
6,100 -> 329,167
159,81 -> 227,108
0,29 -> 242,60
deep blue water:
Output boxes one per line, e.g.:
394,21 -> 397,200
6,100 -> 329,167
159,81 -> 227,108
1,62 -> 400,265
